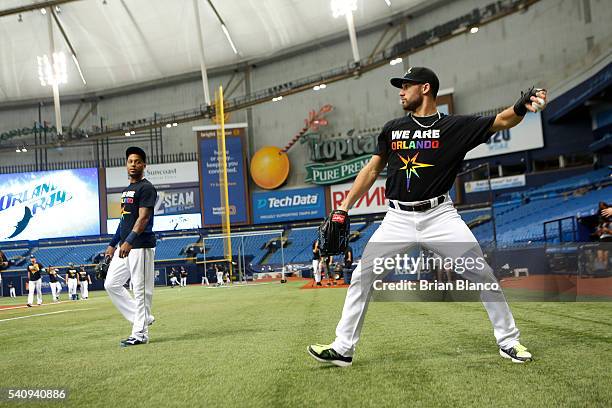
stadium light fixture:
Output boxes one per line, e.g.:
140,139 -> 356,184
172,122 -> 178,127
389,57 -> 402,66
40,8 -> 47,15
384,0 -> 391,6
331,0 -> 357,18
331,0 -> 360,63
470,26 -> 479,34
313,84 -> 327,91
166,123 -> 172,128
130,130 -> 135,135
37,52 -> 67,87
272,96 -> 283,102
15,148 -> 20,153
124,132 -> 130,136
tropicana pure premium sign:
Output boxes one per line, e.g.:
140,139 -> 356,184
304,129 -> 379,185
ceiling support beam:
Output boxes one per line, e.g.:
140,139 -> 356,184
47,9 -> 63,137
50,8 -> 87,86
193,0 -> 211,105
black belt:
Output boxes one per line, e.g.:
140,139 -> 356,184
388,195 -> 446,212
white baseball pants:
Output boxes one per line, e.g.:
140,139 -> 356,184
104,248 -> 155,341
331,199 -> 520,357
50,282 -> 62,300
68,278 -> 78,298
27,279 -> 42,305
10,287 -> 16,298
180,277 -> 187,287
312,260 -> 321,283
80,281 -> 89,299
216,271 -> 224,285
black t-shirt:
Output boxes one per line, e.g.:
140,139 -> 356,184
78,270 -> 88,282
118,178 -> 157,248
48,268 -> 58,283
180,270 -> 188,277
67,269 -> 78,279
28,262 -> 44,281
312,241 -> 320,260
0,251 -> 8,271
376,113 -> 495,201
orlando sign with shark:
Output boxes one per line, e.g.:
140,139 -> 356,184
0,168 -> 101,241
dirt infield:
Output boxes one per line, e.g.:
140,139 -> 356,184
500,275 -> 612,297
301,275 -> 612,298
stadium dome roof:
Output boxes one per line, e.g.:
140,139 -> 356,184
0,0 -> 435,103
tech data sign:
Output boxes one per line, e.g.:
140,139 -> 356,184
252,186 -> 326,224
330,178 -> 388,216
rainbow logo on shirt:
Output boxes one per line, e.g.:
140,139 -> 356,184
397,152 -> 434,192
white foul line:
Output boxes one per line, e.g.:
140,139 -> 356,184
0,308 -> 94,323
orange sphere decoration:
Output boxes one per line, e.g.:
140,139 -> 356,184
250,146 -> 290,189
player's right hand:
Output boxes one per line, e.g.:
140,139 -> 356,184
105,246 -> 116,259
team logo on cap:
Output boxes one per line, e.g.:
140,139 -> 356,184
406,67 -> 412,74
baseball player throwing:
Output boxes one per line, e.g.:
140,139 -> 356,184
308,67 -> 547,366
104,147 -> 157,347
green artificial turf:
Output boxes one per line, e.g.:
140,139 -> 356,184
1,281 -> 611,407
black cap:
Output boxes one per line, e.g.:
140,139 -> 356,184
126,146 -> 146,163
390,67 -> 440,97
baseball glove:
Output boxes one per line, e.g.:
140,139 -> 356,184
95,256 -> 111,280
318,210 -> 350,256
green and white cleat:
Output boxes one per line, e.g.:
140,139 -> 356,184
307,344 -> 353,367
499,343 -> 533,363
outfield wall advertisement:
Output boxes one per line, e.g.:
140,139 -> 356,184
252,186 -> 326,224
105,161 -> 199,190
107,187 -> 200,218
0,168 -> 100,241
465,112 -> 544,159
196,124 -> 249,226
329,178 -> 388,216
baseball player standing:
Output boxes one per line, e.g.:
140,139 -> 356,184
26,256 -> 44,307
180,266 -> 188,287
48,266 -> 62,302
308,67 -> 547,366
104,147 -> 157,347
8,281 -> 16,298
66,263 -> 78,300
78,266 -> 92,300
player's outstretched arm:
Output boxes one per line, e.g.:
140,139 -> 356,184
490,87 -> 547,133
338,154 -> 387,212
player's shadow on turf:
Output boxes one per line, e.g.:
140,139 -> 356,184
153,327 -> 263,344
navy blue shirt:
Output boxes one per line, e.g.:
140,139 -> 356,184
118,178 -> 157,248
